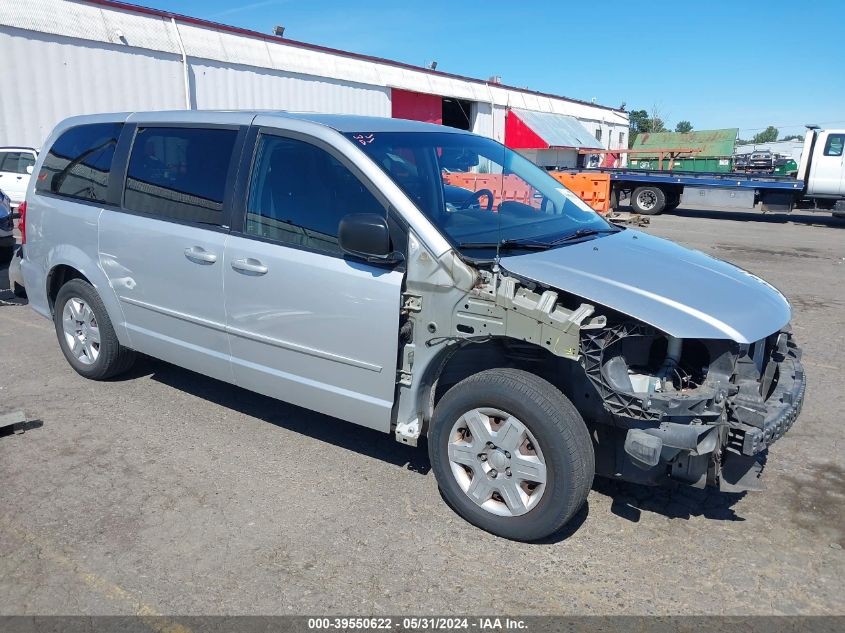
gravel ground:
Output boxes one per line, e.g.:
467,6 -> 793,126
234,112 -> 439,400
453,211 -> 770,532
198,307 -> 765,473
0,204 -> 843,616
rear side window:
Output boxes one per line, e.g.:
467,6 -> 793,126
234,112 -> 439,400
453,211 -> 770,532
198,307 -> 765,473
823,134 -> 844,157
0,151 -> 36,175
124,127 -> 238,226
36,123 -> 123,202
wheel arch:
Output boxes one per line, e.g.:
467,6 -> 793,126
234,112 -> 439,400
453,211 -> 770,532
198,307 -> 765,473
415,337 -> 586,434
45,249 -> 131,346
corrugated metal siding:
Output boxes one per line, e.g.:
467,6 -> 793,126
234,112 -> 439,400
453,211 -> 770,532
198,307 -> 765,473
0,27 -> 184,148
632,129 -> 738,158
0,0 -> 179,53
190,61 -> 391,115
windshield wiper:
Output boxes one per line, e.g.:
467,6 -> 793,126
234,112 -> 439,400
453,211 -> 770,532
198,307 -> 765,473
547,227 -> 620,244
458,239 -> 552,251
459,228 -> 621,252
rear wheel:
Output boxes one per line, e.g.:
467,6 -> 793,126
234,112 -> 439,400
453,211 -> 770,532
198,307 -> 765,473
429,368 -> 594,541
13,282 -> 25,298
664,193 -> 681,213
631,186 -> 666,215
53,279 -> 135,380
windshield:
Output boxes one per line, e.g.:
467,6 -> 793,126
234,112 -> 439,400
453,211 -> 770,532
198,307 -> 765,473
346,131 -> 614,253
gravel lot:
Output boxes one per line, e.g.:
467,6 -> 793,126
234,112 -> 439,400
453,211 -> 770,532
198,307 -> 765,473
1,205 -> 843,616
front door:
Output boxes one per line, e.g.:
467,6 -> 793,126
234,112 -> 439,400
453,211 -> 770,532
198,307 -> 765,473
223,131 -> 404,430
99,125 -> 240,383
808,132 -> 845,196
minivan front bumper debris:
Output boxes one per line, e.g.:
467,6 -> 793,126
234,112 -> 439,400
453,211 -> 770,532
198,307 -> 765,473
580,324 -> 805,492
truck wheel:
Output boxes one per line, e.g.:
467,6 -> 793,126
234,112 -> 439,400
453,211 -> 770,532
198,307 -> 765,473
53,279 -> 136,380
664,191 -> 681,212
428,368 -> 594,541
631,186 -> 666,215
609,186 -> 620,211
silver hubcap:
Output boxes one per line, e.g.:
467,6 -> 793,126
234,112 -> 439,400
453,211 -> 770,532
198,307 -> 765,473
61,297 -> 100,365
447,408 -> 547,517
636,190 -> 657,210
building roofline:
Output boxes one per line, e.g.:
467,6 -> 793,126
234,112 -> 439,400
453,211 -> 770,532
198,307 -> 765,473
82,0 -> 627,115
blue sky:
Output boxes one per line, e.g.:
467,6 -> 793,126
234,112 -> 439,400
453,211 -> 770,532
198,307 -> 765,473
143,0 -> 844,137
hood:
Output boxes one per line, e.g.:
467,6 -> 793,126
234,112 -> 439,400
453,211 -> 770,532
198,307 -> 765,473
500,230 -> 790,344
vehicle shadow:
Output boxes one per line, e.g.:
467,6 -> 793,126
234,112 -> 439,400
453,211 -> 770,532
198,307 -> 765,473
592,476 -> 747,523
663,205 -> 845,228
129,356 -> 749,535
0,290 -> 27,306
132,356 -> 432,475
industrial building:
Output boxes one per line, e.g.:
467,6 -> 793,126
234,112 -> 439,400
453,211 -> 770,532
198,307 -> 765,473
0,0 -> 629,169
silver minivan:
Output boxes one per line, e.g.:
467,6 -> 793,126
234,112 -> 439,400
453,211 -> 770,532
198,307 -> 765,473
21,111 -> 805,540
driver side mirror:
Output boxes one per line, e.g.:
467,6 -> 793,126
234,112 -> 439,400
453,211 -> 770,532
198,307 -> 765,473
339,213 -> 402,264
26,165 -> 34,175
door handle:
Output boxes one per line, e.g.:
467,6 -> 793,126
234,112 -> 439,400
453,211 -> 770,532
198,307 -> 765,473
231,257 -> 268,276
184,246 -> 217,265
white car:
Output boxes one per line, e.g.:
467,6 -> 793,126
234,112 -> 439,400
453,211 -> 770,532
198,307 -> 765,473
0,147 -> 37,207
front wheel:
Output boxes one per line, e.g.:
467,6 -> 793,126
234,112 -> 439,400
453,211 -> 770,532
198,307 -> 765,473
429,368 -> 594,541
631,186 -> 666,215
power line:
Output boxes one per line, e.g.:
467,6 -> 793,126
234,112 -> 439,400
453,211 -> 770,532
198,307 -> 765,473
736,119 -> 845,132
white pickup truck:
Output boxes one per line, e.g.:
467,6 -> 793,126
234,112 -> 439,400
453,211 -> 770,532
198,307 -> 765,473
795,127 -> 845,214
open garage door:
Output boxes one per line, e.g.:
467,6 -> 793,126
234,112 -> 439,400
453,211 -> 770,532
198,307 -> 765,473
391,89 -> 474,131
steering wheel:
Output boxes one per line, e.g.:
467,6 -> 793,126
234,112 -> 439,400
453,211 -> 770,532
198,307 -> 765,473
540,196 -> 556,215
463,188 -> 495,211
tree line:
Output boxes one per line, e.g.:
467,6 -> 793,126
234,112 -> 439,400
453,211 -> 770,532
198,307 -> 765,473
626,108 -> 803,147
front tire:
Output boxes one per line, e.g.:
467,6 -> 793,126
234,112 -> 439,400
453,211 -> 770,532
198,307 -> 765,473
53,279 -> 136,380
429,368 -> 594,541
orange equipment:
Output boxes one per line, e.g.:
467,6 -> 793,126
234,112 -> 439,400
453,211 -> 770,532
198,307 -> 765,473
443,171 -> 617,215
548,172 -> 612,213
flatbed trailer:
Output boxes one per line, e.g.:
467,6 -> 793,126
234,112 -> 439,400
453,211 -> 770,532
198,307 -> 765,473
563,127 -> 845,217
597,167 -> 805,215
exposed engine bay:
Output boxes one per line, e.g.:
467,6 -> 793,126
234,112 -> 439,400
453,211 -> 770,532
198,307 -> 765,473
421,266 -> 806,493
580,320 -> 805,491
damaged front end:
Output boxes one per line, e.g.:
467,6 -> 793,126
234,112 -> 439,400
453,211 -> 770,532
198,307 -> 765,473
580,322 -> 806,492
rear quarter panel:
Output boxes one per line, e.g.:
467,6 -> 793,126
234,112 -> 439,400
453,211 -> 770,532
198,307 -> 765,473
21,192 -> 130,345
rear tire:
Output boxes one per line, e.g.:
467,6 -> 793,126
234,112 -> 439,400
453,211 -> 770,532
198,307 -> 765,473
664,191 -> 681,212
429,368 -> 594,541
13,282 -> 26,298
631,186 -> 666,215
53,279 -> 135,380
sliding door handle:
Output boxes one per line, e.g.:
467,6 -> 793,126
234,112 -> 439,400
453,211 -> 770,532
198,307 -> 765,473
184,246 -> 217,265
231,258 -> 268,276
